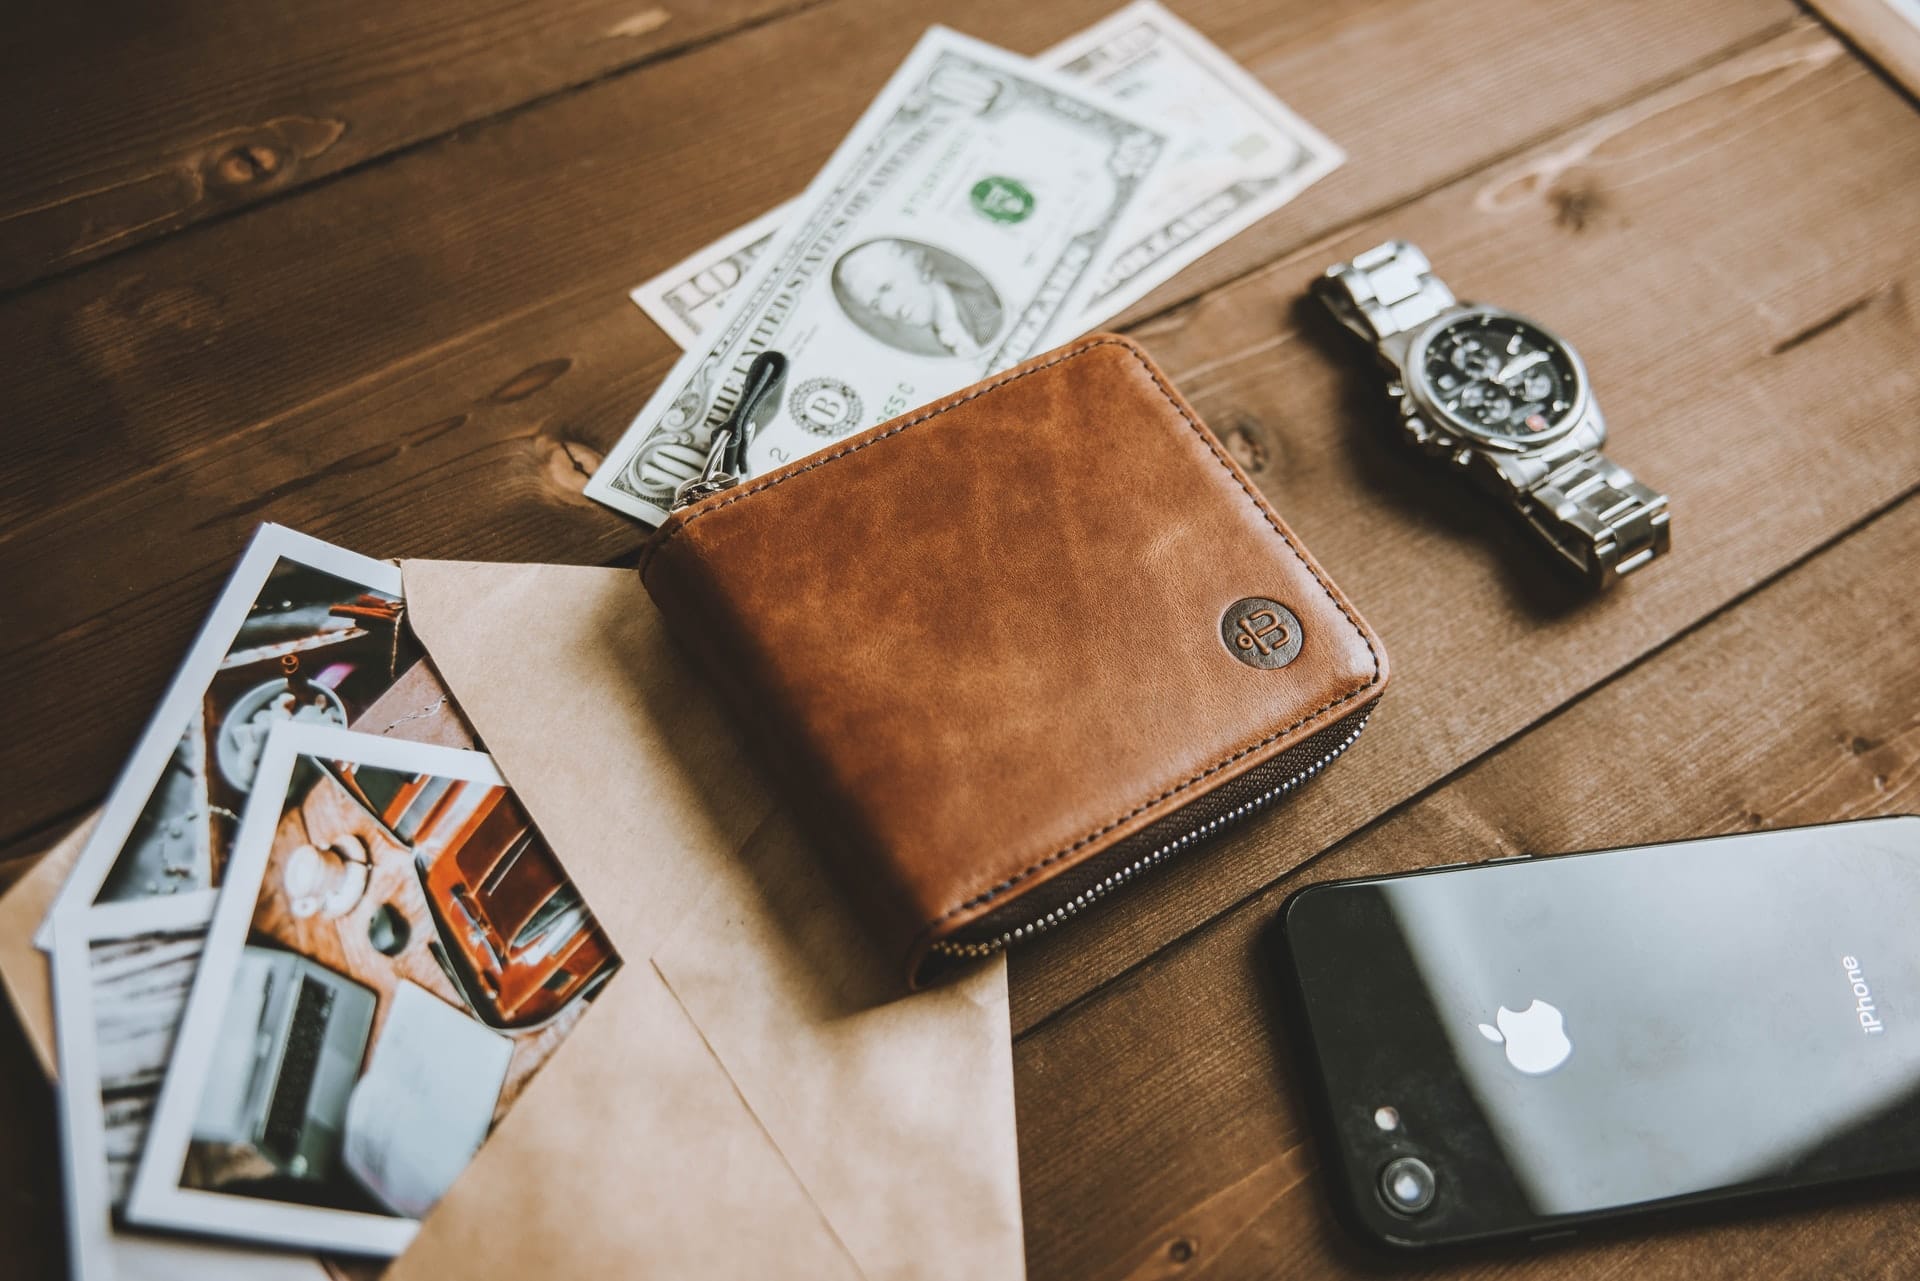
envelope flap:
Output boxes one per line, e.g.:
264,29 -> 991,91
402,559 -> 773,956
386,962 -> 860,1280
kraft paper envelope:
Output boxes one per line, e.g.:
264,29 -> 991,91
393,558 -> 1023,1281
0,560 -> 1022,1280
0,815 -> 85,1078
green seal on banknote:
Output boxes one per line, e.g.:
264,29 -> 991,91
969,176 -> 1034,224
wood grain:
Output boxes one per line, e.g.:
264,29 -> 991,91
1015,492 -> 1920,1281
1,3 -> 1916,1276
0,0 -> 1788,847
1004,21 -> 1920,1030
0,0 -> 809,292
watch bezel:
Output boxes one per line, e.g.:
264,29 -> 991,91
1402,305 -> 1590,454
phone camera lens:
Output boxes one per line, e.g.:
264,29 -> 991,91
1378,1156 -> 1436,1214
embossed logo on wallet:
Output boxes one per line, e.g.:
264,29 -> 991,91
1222,598 -> 1303,670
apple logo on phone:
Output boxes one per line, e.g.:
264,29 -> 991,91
1477,1000 -> 1572,1075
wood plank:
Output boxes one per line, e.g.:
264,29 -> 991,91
0,0 -> 808,292
0,0 -> 1796,847
1014,492 -> 1920,1281
0,0 -> 1786,541
1003,21 -> 1920,1029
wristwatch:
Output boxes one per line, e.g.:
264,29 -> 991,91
1313,240 -> 1670,587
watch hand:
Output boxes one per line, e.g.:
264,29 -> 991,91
1495,350 -> 1547,384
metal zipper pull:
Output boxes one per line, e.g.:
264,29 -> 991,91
670,350 -> 789,511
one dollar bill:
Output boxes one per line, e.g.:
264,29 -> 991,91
589,26 -> 1170,524
630,0 -> 1343,348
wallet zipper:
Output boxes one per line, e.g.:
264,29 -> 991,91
670,351 -> 789,511
928,712 -> 1370,960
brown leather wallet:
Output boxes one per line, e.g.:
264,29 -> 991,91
641,334 -> 1388,989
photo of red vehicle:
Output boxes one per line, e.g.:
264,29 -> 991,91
330,762 -> 617,1030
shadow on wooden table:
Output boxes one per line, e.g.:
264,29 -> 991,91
0,989 -> 66,1279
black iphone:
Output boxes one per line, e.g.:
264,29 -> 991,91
1274,815 -> 1920,1249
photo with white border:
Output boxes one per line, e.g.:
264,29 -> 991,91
47,902 -> 330,1281
40,523 -> 411,943
126,724 -> 620,1256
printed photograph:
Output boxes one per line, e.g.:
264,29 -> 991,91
97,552 -> 413,905
88,919 -> 207,1208
43,525 -> 417,939
126,725 -> 619,1255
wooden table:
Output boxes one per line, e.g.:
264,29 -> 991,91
2,2 -> 1916,1277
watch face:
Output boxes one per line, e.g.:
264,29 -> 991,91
1413,311 -> 1582,446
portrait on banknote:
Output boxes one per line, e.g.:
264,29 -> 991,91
831,237 -> 1006,358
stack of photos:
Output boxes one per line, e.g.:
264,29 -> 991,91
41,524 -> 620,1275
126,724 -> 618,1254
47,525 -> 422,1273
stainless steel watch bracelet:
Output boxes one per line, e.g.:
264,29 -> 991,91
1315,240 -> 1669,587
1314,239 -> 1456,344
1313,238 -> 1459,343
1519,449 -> 1671,586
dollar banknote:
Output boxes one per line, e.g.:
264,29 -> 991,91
631,204 -> 787,351
629,0 -> 1343,347
1051,0 -> 1344,316
589,26 -> 1169,525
